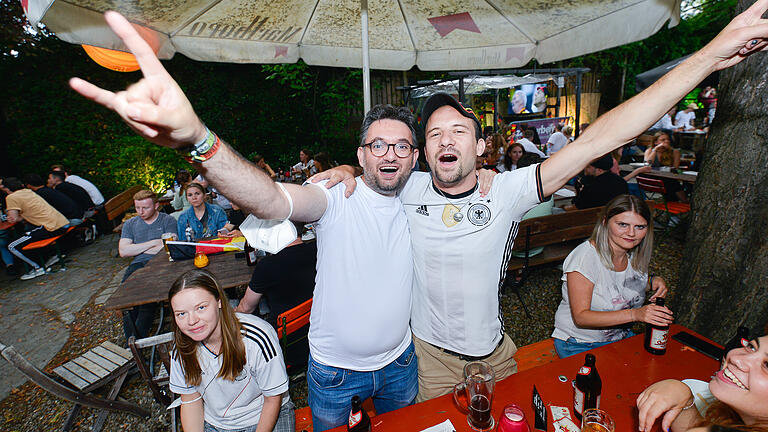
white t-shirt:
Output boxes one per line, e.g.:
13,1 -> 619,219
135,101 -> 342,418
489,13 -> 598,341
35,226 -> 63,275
651,114 -> 676,130
65,174 -> 104,205
400,168 -> 543,356
546,131 -> 569,155
308,178 -> 412,371
169,314 -> 290,430
517,138 -> 546,157
675,111 -> 696,130
552,241 -> 647,343
292,160 -> 317,175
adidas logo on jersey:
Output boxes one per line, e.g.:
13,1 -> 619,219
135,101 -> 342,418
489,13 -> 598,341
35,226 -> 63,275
416,205 -> 429,216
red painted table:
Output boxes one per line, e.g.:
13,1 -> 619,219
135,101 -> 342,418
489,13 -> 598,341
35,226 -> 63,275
330,325 -> 719,432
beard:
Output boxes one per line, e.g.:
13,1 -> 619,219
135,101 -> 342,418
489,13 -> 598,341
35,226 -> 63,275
362,165 -> 411,195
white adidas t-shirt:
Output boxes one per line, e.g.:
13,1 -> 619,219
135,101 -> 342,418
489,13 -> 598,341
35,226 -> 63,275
169,313 -> 290,430
308,178 -> 412,371
400,167 -> 543,356
552,241 -> 647,343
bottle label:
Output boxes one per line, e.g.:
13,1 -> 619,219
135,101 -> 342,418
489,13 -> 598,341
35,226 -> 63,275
248,251 -> 257,262
349,411 -> 362,428
577,366 -> 591,375
650,328 -> 669,349
596,394 -> 601,409
574,387 -> 585,416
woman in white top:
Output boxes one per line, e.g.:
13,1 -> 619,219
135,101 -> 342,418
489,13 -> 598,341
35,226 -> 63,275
636,334 -> 768,432
552,195 -> 673,358
168,269 -> 294,432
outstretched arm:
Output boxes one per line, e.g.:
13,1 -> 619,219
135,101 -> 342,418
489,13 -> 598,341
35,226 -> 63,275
69,11 -> 326,222
539,0 -> 768,196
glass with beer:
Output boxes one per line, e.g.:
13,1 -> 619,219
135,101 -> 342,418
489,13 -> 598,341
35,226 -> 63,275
580,408 -> 614,432
452,361 -> 495,431
161,232 -> 175,261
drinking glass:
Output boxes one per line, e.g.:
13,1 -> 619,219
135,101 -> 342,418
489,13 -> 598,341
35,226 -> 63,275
453,361 -> 495,431
581,408 -> 614,432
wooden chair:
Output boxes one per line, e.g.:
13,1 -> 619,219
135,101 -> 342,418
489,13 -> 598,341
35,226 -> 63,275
128,332 -> 178,432
0,339 -> 148,432
636,176 -> 690,233
103,185 -> 143,233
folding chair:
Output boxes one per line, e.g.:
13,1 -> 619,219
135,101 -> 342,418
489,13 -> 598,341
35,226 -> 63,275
128,332 -> 178,432
636,176 -> 691,234
0,339 -> 148,432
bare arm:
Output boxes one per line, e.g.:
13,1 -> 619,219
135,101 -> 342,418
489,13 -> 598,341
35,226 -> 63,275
118,237 -> 163,257
254,394 -> 282,432
539,0 -> 768,196
235,289 -> 263,314
624,165 -> 652,181
672,149 -> 681,169
6,209 -> 21,224
179,393 -> 205,432
637,380 -> 703,432
567,272 -> 673,328
264,163 -> 277,179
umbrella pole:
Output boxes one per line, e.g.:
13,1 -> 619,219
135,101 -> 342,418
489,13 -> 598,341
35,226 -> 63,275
361,0 -> 371,113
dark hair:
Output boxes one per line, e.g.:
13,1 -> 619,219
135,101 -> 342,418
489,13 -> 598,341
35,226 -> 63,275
516,152 -> 542,169
523,129 -> 534,139
169,270 -> 246,386
175,169 -> 191,185
50,164 -> 67,173
299,148 -> 313,159
3,177 -> 24,191
504,143 -> 525,171
23,173 -> 45,187
48,171 -> 66,183
314,152 -> 332,172
252,153 -> 265,164
360,104 -> 418,148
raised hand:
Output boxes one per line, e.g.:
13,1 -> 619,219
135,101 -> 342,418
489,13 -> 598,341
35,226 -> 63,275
69,11 -> 206,149
698,0 -> 768,71
648,275 -> 668,301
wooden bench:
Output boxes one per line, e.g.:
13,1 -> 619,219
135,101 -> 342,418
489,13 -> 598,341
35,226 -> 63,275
21,226 -> 76,271
103,185 -> 143,232
503,206 -> 604,317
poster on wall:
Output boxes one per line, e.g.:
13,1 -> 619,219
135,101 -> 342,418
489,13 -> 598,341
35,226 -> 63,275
507,116 -> 570,144
508,84 -> 548,114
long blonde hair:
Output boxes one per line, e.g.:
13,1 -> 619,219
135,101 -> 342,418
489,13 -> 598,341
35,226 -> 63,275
169,269 -> 246,386
590,195 -> 653,274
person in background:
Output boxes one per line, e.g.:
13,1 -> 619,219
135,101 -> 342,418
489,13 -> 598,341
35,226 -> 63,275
501,142 -> 525,172
118,189 -> 177,340
571,154 -> 629,210
24,173 -> 83,226
171,169 -> 193,217
637,333 -> 768,432
0,179 -> 19,276
47,171 -> 95,218
50,165 -> 104,207
510,153 -> 554,259
610,148 -> 652,199
644,131 -> 688,202
253,154 -> 277,179
546,123 -> 570,155
4,177 -> 69,280
553,195 -> 671,358
291,149 -> 317,176
313,152 -> 333,173
675,103 -> 699,130
511,90 -> 529,114
193,174 -> 234,218
169,269 -> 294,432
517,129 -> 545,157
176,182 -> 229,241
650,107 -> 682,134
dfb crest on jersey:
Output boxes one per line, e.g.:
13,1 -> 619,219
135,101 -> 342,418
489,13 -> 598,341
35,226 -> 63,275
468,203 -> 491,226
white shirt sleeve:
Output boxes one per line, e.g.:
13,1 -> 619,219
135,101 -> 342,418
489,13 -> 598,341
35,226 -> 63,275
169,354 -> 199,395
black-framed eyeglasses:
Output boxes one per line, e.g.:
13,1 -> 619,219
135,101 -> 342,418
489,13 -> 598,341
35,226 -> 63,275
362,139 -> 414,158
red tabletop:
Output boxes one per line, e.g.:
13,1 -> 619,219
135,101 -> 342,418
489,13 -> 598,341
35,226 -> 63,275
330,325 -> 719,432
0,220 -> 17,231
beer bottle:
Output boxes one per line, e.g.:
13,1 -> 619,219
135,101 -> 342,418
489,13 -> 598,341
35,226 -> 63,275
573,353 -> 601,422
185,222 -> 194,242
644,297 -> 670,355
722,326 -> 750,358
244,241 -> 258,266
347,395 -> 371,432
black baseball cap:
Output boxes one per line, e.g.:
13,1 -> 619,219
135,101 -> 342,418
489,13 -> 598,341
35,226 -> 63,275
590,153 -> 614,171
421,92 -> 482,137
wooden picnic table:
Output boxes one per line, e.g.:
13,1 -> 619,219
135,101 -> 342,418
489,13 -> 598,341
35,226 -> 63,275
620,164 -> 698,184
329,324 -> 719,432
104,250 -> 253,311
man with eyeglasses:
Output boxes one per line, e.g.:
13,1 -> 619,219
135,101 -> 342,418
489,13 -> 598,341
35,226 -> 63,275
68,14 -> 419,429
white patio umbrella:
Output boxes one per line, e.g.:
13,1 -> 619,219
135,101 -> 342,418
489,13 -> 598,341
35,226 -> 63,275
23,0 -> 681,112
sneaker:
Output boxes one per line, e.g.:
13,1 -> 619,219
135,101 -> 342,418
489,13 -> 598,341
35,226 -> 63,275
45,255 -> 60,267
20,267 -> 47,280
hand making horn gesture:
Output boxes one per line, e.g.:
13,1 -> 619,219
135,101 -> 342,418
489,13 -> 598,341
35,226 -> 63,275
69,11 -> 207,149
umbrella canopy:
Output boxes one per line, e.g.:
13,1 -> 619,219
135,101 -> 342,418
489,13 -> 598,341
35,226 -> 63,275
635,54 -> 719,92
24,0 -> 680,70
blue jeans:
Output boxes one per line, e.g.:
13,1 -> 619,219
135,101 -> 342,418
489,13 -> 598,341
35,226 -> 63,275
203,400 -> 295,432
0,229 -> 14,266
554,332 -> 635,358
308,341 -> 418,432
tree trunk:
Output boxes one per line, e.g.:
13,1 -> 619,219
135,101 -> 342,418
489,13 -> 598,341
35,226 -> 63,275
676,0 -> 768,343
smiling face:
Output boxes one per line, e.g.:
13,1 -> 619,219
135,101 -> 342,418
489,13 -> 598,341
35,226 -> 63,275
299,151 -> 309,164
171,287 -> 222,344
710,336 -> 768,425
605,211 -> 648,254
357,118 -> 417,196
425,105 -> 485,193
186,185 -> 205,209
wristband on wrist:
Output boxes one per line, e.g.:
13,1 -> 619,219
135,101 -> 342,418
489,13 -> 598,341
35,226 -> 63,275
649,273 -> 655,288
181,127 -> 221,163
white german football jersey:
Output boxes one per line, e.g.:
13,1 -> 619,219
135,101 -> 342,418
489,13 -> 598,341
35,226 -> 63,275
400,165 -> 544,356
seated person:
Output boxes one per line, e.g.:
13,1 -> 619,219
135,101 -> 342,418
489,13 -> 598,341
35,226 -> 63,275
511,153 -> 553,258
571,154 -> 629,209
517,129 -> 546,157
119,189 -> 177,340
552,195 -> 672,358
637,333 -> 768,432
171,169 -> 193,218
291,148 -> 317,176
177,182 -> 229,241
235,220 -> 316,368
47,170 -> 95,217
24,173 -> 84,226
3,177 -> 69,280
644,131 -> 688,203
169,269 -> 295,432
50,165 -> 104,207
253,154 -> 277,179
313,152 -> 333,173
675,103 -> 699,130
500,142 -> 524,172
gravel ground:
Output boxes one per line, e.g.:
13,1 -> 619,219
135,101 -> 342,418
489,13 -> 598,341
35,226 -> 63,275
0,232 -> 684,431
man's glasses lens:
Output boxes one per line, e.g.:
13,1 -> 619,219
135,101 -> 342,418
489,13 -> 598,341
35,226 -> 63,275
366,140 -> 413,158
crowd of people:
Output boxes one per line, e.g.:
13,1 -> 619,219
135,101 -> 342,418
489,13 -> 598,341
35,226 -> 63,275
6,3 -> 761,432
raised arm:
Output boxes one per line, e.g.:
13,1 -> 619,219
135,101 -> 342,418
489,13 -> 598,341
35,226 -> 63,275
539,0 -> 768,196
69,11 -> 326,222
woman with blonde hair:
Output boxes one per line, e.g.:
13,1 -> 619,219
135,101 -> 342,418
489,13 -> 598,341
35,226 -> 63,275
169,269 -> 294,432
644,131 -> 688,202
552,194 -> 673,358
